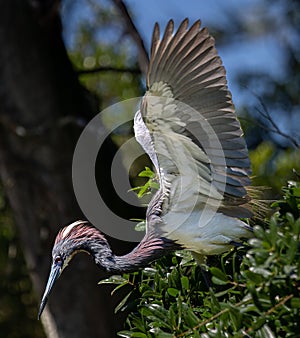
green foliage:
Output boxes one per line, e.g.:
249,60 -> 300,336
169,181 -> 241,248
101,179 -> 300,337
130,167 -> 159,199
249,142 -> 300,194
71,43 -> 142,106
69,7 -> 143,109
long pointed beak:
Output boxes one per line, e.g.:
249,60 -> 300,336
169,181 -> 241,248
38,263 -> 61,320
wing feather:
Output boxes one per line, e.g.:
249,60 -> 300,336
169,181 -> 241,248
134,19 -> 253,238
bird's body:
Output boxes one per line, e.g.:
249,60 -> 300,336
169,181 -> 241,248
38,19 -> 254,319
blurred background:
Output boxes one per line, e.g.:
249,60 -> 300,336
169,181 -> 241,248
0,0 -> 299,337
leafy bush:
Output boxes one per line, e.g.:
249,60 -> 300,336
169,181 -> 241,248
101,179 -> 300,337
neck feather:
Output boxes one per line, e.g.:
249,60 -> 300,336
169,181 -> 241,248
91,232 -> 179,273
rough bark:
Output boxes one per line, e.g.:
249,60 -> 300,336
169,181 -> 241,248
0,1 -> 132,336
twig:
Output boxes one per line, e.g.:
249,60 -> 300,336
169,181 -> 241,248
176,293 -> 294,337
265,293 -> 293,316
176,298 -> 251,337
251,92 -> 299,148
239,115 -> 291,138
255,106 -> 299,148
111,0 -> 149,75
76,65 -> 141,75
244,293 -> 294,336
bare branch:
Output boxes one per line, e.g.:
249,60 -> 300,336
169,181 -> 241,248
240,90 -> 300,148
254,94 -> 300,148
77,65 -> 141,75
111,0 -> 149,75
241,111 -> 299,148
177,298 -> 252,337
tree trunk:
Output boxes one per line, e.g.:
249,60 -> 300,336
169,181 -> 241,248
0,1 -> 129,336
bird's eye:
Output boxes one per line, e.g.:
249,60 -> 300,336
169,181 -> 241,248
54,256 -> 62,265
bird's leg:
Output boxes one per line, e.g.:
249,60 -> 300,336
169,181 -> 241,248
200,265 -> 213,289
191,252 -> 212,289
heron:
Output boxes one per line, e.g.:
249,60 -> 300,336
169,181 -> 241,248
38,19 -> 255,319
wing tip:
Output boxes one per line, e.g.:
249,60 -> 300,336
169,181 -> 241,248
151,22 -> 160,57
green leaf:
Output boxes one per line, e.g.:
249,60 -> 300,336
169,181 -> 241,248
292,187 -> 300,198
99,275 -> 128,285
210,267 -> 229,285
241,270 -> 263,284
250,267 -> 272,278
167,288 -> 179,297
168,305 -> 177,329
137,183 -> 150,198
290,298 -> 300,308
138,167 -> 155,178
209,288 -> 221,312
181,276 -> 189,290
118,332 -> 148,338
286,212 -> 295,224
256,324 -> 276,338
141,304 -> 170,324
210,267 -> 229,282
211,276 -> 229,285
111,281 -> 131,295
182,305 -> 200,327
251,316 -> 267,330
114,290 -> 133,313
142,267 -> 158,276
150,331 -> 173,337
117,331 -> 132,338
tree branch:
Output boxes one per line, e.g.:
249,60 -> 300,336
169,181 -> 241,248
111,0 -> 149,75
240,91 -> 300,149
77,65 -> 141,75
254,94 -> 300,148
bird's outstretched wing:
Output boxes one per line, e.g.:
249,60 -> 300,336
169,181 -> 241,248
134,19 -> 252,244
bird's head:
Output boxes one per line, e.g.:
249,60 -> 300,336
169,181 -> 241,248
38,220 -> 108,319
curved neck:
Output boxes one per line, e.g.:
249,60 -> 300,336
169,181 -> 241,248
89,232 -> 179,273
